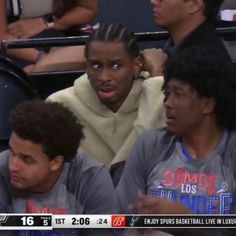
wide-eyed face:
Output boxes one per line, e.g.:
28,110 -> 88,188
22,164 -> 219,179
163,79 -> 214,136
86,41 -> 141,112
150,0 -> 191,29
8,132 -> 62,193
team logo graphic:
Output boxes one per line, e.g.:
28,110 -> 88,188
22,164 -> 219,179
0,215 -> 8,225
129,215 -> 139,227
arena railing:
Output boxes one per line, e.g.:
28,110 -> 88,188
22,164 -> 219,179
1,26 -> 236,98
2,26 -> 236,53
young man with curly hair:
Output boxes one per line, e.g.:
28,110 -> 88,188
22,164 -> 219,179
0,100 -> 117,236
117,47 -> 236,236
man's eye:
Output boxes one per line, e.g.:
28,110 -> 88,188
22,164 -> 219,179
22,156 -> 35,164
112,64 -> 120,70
163,90 -> 169,96
175,92 -> 184,97
163,89 -> 170,98
91,64 -> 100,70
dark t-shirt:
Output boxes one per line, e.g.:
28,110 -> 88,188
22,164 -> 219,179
163,20 -> 232,62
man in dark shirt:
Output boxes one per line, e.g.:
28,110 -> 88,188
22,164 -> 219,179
142,0 -> 231,76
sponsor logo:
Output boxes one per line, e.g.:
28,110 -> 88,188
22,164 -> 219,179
112,215 -> 126,227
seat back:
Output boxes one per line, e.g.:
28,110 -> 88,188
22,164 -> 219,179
0,58 -> 37,150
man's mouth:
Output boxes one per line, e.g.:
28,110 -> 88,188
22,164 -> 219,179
166,115 -> 176,124
152,9 -> 160,18
10,174 -> 24,183
96,86 -> 116,99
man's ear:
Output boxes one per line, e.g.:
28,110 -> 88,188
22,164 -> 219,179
187,0 -> 204,15
50,155 -> 64,171
202,97 -> 216,115
132,56 -> 143,76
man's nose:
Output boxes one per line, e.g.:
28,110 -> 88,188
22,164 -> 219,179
9,154 -> 21,172
150,0 -> 155,5
150,0 -> 160,6
163,95 -> 173,109
99,69 -> 112,82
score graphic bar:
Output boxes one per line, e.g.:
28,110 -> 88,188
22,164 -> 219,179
53,214 -> 236,228
1,214 -> 236,229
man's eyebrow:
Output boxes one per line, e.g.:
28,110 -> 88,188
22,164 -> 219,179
169,84 -> 185,91
110,56 -> 124,60
87,58 -> 100,62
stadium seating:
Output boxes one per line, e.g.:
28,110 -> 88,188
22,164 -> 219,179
0,57 -> 36,151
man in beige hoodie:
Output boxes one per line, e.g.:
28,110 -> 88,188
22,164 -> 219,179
47,23 -> 166,186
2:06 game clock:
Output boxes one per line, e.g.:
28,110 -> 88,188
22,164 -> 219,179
71,217 -> 90,225
53,215 -> 111,228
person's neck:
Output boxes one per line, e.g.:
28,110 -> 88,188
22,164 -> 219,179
169,17 -> 206,45
181,123 -> 223,159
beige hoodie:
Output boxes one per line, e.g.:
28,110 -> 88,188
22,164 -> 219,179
47,73 -> 165,167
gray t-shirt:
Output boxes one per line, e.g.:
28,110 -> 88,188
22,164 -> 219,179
117,128 -> 236,235
0,151 -> 118,236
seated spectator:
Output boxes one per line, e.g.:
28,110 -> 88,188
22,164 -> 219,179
141,0 -> 231,77
117,47 -> 236,235
47,23 -> 166,186
0,100 -> 117,236
0,0 -> 97,69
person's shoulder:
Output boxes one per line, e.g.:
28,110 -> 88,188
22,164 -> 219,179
225,131 -> 236,147
0,150 -> 10,176
218,130 -> 236,161
47,86 -> 74,102
222,131 -> 236,174
68,152 -> 107,185
0,150 -> 10,166
66,153 -> 114,203
137,127 -> 177,149
65,153 -> 107,192
73,152 -> 105,173
46,73 -> 89,102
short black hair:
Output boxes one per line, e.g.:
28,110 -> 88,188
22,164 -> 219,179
203,0 -> 224,22
85,23 -> 139,59
163,47 -> 236,131
9,100 -> 84,162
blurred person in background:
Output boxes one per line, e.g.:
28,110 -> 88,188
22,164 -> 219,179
0,0 -> 97,70
141,0 -> 231,77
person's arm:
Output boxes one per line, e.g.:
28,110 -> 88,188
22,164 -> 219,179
8,0 -> 98,38
53,0 -> 98,30
27,45 -> 86,73
0,0 -> 43,62
140,48 -> 168,77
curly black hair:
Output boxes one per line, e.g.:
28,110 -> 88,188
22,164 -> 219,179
9,99 -> 84,162
163,47 -> 236,131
